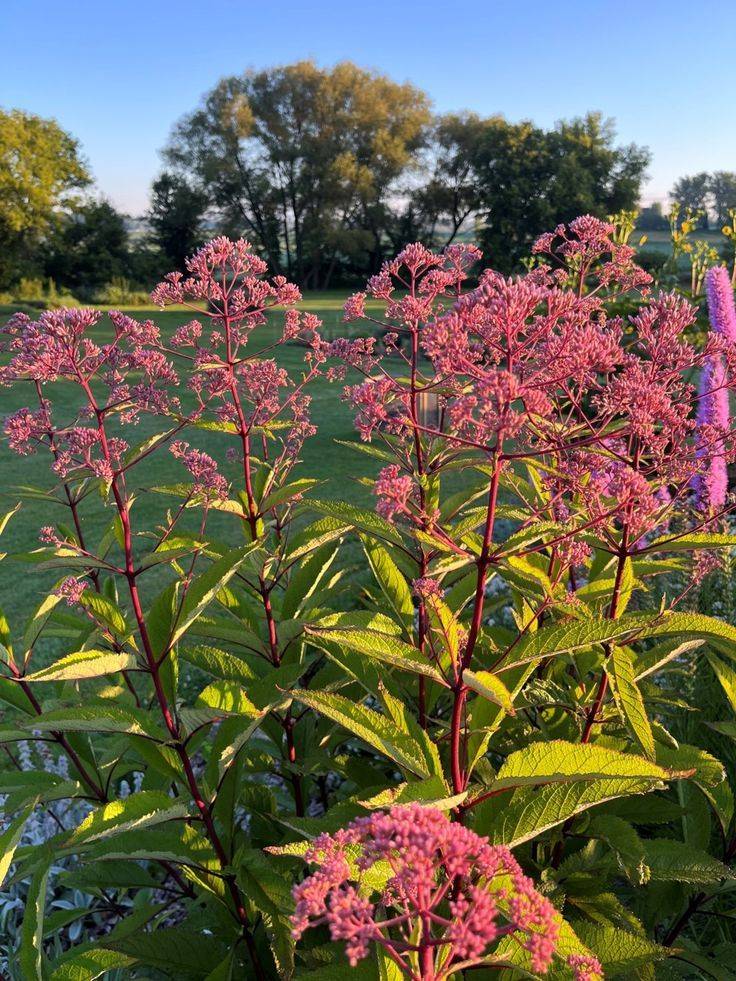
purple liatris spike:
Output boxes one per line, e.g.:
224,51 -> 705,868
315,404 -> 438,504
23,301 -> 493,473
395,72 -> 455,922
705,265 -> 736,342
694,354 -> 730,512
693,267 -> 736,512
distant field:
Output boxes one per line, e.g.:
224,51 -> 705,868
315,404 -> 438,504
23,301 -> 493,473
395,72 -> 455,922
0,297 -> 385,621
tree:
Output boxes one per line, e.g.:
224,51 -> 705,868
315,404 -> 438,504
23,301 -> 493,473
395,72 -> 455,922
671,172 -> 711,227
710,171 -> 736,227
165,60 -> 431,288
44,200 -> 131,297
402,113 -> 487,248
0,109 -> 90,287
147,171 -> 207,271
637,202 -> 669,230
471,113 -> 650,271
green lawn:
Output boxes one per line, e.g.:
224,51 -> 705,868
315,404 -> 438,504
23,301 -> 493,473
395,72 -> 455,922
0,297 -> 385,622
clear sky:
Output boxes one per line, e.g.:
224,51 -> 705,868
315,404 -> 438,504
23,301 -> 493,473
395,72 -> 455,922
2,0 -> 734,215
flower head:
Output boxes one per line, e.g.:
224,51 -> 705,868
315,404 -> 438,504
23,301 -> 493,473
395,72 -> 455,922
288,805 -> 560,978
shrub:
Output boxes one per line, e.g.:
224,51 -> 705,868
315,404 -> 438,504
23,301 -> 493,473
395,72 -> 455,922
1,226 -> 736,978
94,276 -> 152,306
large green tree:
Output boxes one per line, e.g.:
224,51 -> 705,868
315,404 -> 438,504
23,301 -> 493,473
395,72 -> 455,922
401,112 -> 488,248
709,171 -> 736,227
472,113 -> 650,270
0,109 -> 90,287
165,60 -> 431,288
44,200 -> 131,297
147,171 -> 207,272
671,171 -> 711,228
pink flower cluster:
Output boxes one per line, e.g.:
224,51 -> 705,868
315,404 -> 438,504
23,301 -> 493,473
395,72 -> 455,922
0,306 -> 180,483
567,953 -> 604,981
336,228 -> 736,575
532,215 -> 652,293
170,441 -> 228,500
289,804 -> 561,979
374,464 -> 414,522
151,237 -> 324,479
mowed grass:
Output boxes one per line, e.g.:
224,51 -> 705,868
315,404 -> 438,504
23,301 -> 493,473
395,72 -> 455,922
0,296 -> 386,623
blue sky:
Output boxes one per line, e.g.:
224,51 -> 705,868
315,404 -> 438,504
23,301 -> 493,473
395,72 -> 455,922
2,0 -> 734,214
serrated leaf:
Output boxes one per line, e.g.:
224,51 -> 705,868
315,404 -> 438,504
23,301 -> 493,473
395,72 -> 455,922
66,791 -> 189,847
0,801 -> 35,888
168,544 -> 257,649
643,531 -> 736,553
289,688 -> 431,777
261,477 -> 319,512
24,648 -> 137,682
19,852 -> 51,980
488,740 -> 682,793
78,591 -> 129,639
588,814 -> 650,883
108,927 -> 228,978
462,668 -> 515,715
306,625 -> 446,684
23,592 -> 63,653
607,645 -> 655,759
643,838 -> 735,884
49,948 -> 137,981
24,702 -> 166,740
360,537 -> 414,629
309,498 -> 403,546
479,779 -> 663,847
574,923 -> 669,974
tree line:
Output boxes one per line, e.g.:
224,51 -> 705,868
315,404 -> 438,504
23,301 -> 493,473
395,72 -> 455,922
1,59 -> 699,296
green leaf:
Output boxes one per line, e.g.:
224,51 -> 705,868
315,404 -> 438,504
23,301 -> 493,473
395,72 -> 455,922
19,852 -> 51,980
488,740 -> 682,793
607,645 -> 655,759
360,536 -> 414,630
501,614 -> 652,669
108,927 -> 228,978
23,592 -> 63,653
359,776 -> 465,811
643,531 -> 736,553
708,653 -> 736,713
573,924 -> 669,974
281,541 -> 340,619
24,702 -> 166,740
78,591 -> 129,640
83,825 -> 217,870
479,779 -> 665,847
643,838 -> 735,884
24,648 -> 137,682
168,544 -> 257,649
65,791 -> 189,848
181,644 -> 257,685
261,477 -> 319,512
309,498 -> 404,546
462,668 -> 515,715
306,624 -> 447,684
0,801 -> 35,888
289,688 -> 432,777
49,949 -> 138,981
587,814 -> 650,883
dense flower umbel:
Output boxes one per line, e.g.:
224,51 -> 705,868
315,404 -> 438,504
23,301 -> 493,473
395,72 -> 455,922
340,228 -> 736,570
289,804 -> 562,979
151,237 -> 327,506
0,307 -> 179,480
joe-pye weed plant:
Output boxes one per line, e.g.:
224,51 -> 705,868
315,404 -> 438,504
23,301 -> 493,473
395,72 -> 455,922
2,226 -> 736,978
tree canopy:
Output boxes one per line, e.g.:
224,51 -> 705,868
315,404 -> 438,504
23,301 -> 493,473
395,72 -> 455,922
0,109 -> 90,287
165,60 -> 431,288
